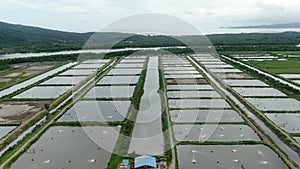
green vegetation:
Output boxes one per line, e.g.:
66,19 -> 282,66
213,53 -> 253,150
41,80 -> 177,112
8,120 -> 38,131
208,32 -> 300,51
246,59 -> 300,74
112,35 -> 186,49
2,21 -> 300,54
223,56 -> 300,100
158,56 -> 172,165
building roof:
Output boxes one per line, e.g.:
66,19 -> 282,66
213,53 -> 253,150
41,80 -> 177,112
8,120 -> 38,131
134,155 -> 156,168
122,159 -> 129,163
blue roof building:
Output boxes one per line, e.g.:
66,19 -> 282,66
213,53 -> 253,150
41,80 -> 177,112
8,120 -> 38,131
134,155 -> 156,169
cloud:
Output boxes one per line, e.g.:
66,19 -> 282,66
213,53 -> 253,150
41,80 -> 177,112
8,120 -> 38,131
0,0 -> 299,33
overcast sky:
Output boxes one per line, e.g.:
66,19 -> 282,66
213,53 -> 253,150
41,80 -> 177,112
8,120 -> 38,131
1,0 -> 300,34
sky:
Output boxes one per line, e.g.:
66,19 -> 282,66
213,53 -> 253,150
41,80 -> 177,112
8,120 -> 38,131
0,0 -> 300,34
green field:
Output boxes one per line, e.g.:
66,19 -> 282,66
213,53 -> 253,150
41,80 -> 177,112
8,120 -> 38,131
246,59 -> 300,74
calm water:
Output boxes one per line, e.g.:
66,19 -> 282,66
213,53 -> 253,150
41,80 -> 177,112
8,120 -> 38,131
177,144 -> 288,169
11,126 -> 120,169
84,86 -> 135,99
173,124 -> 260,142
170,109 -> 243,123
265,113 -> 300,133
232,87 -> 286,97
40,76 -> 87,85
0,126 -> 17,139
58,100 -> 131,122
97,76 -> 140,85
223,79 -> 268,87
246,98 -> 300,112
0,62 -> 76,98
128,56 -> 164,156
13,86 -> 72,99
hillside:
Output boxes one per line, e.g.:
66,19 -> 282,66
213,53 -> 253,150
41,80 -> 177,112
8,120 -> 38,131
0,21 -> 300,54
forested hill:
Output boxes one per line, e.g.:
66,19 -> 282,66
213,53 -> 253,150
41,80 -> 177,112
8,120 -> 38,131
0,21 -> 94,53
1,21 -> 300,54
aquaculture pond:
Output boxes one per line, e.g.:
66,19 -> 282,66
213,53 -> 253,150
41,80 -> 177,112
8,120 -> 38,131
163,70 -> 199,75
97,76 -> 140,85
209,69 -> 242,73
232,87 -> 286,97
107,69 -> 142,75
246,98 -> 300,112
223,79 -> 268,87
58,100 -> 131,122
205,64 -> 234,68
40,76 -> 87,85
215,73 -> 253,79
164,74 -> 203,79
115,63 -> 144,68
128,56 -> 164,156
13,86 -> 72,99
265,113 -> 300,133
173,124 -> 260,142
176,145 -> 288,169
60,69 -> 96,76
167,84 -> 213,90
167,91 -> 221,98
84,86 -> 135,99
0,126 -> 17,139
168,99 -> 231,109
170,109 -> 243,123
73,64 -> 104,69
279,74 -> 300,79
0,62 -> 76,98
11,126 -> 120,169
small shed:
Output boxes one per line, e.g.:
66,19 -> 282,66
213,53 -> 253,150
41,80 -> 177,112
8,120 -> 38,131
134,155 -> 156,169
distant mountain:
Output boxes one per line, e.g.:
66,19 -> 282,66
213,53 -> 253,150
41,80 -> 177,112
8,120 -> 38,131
1,21 -> 300,54
0,21 -> 185,54
222,22 -> 300,29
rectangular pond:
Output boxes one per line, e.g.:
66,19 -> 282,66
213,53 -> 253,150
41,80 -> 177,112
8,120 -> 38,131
164,74 -> 203,79
167,91 -> 221,98
168,99 -> 231,109
163,70 -> 199,75
84,86 -> 135,99
233,87 -> 286,97
170,109 -> 243,123
40,76 -> 86,85
173,124 -> 260,142
265,113 -> 300,133
120,59 -> 145,63
200,61 -> 226,65
164,67 -> 195,71
215,73 -> 253,79
167,84 -> 213,91
166,78 -> 208,85
107,69 -> 142,75
128,56 -> 164,156
82,59 -> 109,64
279,74 -> 300,79
115,63 -> 144,68
176,145 -> 288,169
73,64 -> 104,69
58,100 -> 131,122
0,126 -> 17,139
209,69 -> 242,73
205,64 -> 234,69
246,98 -> 300,112
11,126 -> 120,169
13,86 -> 72,99
97,76 -> 140,85
223,79 -> 268,87
60,69 -> 96,76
